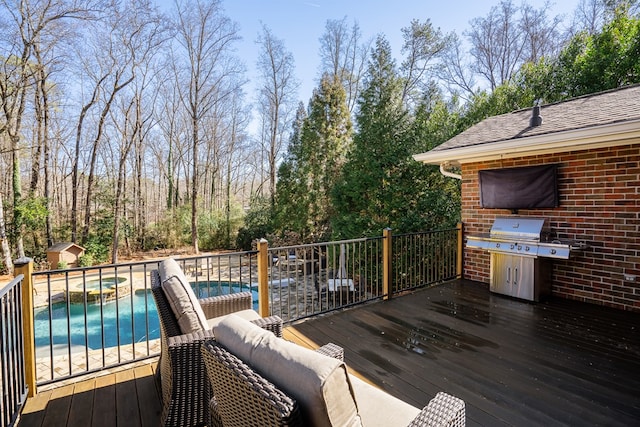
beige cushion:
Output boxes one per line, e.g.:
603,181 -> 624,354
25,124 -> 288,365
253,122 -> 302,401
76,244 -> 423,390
350,375 -> 420,427
210,312 -> 267,362
207,308 -> 260,330
214,315 -> 362,427
159,258 -> 208,334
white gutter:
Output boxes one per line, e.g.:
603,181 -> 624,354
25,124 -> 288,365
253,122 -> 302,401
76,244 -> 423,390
439,162 -> 462,180
413,119 -> 640,166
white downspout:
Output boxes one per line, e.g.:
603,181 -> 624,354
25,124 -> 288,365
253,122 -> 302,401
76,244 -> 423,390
439,162 -> 462,180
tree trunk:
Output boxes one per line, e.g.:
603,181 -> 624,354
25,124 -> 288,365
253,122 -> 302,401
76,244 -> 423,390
0,192 -> 14,275
191,116 -> 199,254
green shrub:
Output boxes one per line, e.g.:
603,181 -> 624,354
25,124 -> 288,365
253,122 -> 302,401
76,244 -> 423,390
57,260 -> 68,270
236,197 -> 274,251
78,253 -> 94,267
83,237 -> 109,264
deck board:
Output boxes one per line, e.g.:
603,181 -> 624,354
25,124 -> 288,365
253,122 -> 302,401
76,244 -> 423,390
289,280 -> 640,426
115,369 -> 141,427
17,279 -> 640,426
67,379 -> 95,427
91,373 -> 117,427
134,364 -> 163,427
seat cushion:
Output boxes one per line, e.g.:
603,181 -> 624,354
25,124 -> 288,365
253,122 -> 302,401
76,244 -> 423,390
204,341 -> 303,427
159,258 -> 208,334
350,375 -> 420,427
214,315 -> 362,427
206,308 -> 261,336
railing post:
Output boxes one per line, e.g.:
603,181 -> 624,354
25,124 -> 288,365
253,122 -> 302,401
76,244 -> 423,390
257,238 -> 270,317
383,228 -> 392,300
457,222 -> 463,278
14,257 -> 36,397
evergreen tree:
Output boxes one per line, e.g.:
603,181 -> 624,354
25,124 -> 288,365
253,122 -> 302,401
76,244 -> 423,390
332,37 -> 462,239
303,74 -> 352,240
332,36 -> 408,238
273,103 -> 310,237
273,75 -> 352,241
554,6 -> 640,98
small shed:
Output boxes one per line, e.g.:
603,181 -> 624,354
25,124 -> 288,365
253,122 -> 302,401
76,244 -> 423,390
47,242 -> 85,268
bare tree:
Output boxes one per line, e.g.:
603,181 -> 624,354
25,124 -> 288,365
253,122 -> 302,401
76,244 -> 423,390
438,32 -> 479,100
77,2 -> 144,246
520,2 -> 564,62
255,24 -> 298,207
0,0 -> 95,261
466,0 -> 525,91
400,19 -> 448,108
464,0 -> 567,92
570,0 -> 639,35
172,0 -> 242,253
153,50 -> 189,215
318,17 -> 370,113
106,1 -> 166,263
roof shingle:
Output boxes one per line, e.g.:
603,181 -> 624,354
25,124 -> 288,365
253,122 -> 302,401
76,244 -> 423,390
431,84 -> 640,153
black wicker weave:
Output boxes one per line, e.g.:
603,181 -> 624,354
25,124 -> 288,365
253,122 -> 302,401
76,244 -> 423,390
202,341 -> 303,427
201,337 -> 466,427
151,269 -> 283,427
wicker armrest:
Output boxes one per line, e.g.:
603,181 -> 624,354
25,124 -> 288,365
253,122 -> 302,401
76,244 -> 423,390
166,328 -> 216,349
249,315 -> 284,338
407,392 -> 465,427
315,343 -> 344,361
199,291 -> 253,318
202,341 -> 302,426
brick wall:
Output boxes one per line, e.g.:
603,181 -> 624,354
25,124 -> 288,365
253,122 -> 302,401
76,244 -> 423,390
461,143 -> 640,311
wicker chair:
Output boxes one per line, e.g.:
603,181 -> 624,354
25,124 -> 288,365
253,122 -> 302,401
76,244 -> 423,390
201,325 -> 465,427
151,269 -> 283,427
201,341 -> 346,427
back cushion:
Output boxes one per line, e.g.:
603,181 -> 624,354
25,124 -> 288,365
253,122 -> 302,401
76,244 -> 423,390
159,258 -> 208,334
215,315 -> 362,427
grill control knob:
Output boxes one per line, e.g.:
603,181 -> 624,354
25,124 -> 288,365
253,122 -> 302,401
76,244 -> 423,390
525,246 -> 530,251
517,245 -> 522,250
496,243 -> 500,248
551,249 -> 557,255
510,244 -> 515,250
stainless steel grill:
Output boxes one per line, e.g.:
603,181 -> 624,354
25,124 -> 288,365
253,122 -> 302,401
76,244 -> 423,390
466,217 -> 587,301
466,217 -> 587,259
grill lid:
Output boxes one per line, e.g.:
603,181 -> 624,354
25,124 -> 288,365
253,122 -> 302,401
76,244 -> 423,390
489,217 -> 547,241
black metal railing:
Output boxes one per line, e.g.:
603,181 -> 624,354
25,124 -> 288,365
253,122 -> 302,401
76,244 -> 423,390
267,237 -> 385,322
31,251 -> 257,386
1,275 -> 28,427
25,226 -> 460,388
391,228 -> 460,294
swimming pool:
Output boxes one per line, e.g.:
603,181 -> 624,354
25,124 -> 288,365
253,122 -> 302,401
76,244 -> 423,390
34,282 -> 258,351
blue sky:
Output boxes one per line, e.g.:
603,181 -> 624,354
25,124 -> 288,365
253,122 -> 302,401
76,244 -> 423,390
222,0 -> 581,105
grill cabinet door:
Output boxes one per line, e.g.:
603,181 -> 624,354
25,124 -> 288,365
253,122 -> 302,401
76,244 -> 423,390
490,253 -> 534,301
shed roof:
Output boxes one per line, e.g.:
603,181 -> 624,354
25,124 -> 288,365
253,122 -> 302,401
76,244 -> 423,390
47,242 -> 84,252
413,84 -> 640,166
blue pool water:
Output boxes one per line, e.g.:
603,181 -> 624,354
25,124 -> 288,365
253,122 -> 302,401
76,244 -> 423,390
34,282 -> 258,350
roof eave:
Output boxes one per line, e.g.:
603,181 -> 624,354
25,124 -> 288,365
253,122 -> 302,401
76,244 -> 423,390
413,119 -> 640,166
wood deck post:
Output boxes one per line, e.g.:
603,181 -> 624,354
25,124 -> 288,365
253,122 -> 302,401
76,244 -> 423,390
257,238 -> 270,317
383,228 -> 392,300
457,222 -> 463,278
14,257 -> 36,397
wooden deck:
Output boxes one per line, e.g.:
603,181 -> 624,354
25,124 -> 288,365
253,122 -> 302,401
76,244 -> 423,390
18,363 -> 162,427
18,279 -> 640,426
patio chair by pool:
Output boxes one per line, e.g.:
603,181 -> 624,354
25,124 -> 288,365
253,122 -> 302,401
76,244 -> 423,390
151,258 -> 282,427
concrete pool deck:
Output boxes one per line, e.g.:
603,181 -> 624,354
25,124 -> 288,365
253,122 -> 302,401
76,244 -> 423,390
36,339 -> 161,388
